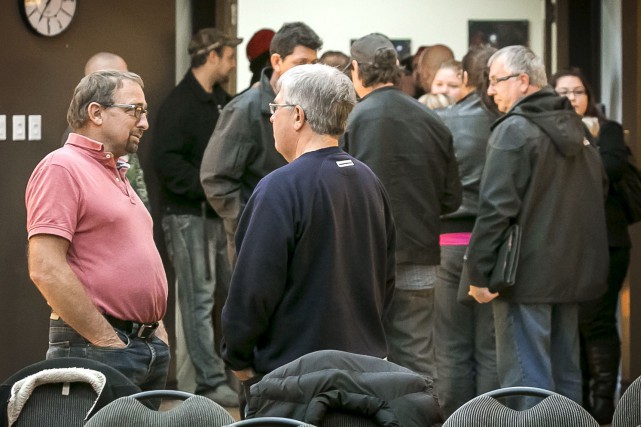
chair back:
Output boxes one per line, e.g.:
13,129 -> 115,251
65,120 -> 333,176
10,381 -> 97,427
443,386 -> 599,426
612,375 -> 641,426
320,412 -> 378,426
85,389 -> 236,427
224,417 -> 315,426
0,358 -> 140,427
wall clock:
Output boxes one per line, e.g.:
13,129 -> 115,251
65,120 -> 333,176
20,0 -> 77,37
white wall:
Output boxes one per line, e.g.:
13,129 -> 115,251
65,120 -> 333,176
235,0 -> 546,92
601,0 -> 622,122
176,0 -> 193,84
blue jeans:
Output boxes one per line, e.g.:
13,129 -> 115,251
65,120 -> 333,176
162,214 -> 230,393
435,245 -> 499,418
493,299 -> 581,410
383,264 -> 437,380
47,318 -> 170,391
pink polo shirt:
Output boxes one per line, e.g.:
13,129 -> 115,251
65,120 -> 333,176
26,133 -> 167,323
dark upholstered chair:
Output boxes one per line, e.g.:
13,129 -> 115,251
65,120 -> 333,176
225,417 -> 316,426
0,357 -> 140,427
443,386 -> 599,426
320,413 -> 378,427
85,389 -> 236,427
612,375 -> 641,426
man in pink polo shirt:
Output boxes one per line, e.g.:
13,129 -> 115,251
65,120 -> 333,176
25,70 -> 169,390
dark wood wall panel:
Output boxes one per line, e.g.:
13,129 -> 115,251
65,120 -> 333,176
621,0 -> 641,387
0,1 -> 175,380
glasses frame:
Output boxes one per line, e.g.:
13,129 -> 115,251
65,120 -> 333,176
489,73 -> 521,87
556,89 -> 587,97
101,103 -> 148,119
269,103 -> 296,115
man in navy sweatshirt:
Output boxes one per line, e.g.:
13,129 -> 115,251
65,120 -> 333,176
221,64 -> 396,409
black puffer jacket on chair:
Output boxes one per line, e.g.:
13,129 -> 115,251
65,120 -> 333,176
245,350 -> 443,427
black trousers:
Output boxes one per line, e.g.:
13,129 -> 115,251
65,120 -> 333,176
579,246 -> 630,341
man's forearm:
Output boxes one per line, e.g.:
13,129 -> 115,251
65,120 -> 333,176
37,273 -> 123,347
28,236 -> 124,347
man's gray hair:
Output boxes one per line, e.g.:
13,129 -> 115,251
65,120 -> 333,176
67,70 -> 144,130
277,63 -> 356,136
488,45 -> 547,88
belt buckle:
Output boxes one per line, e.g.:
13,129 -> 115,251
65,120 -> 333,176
136,322 -> 159,339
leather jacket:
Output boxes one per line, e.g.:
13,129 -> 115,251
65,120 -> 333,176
466,87 -> 609,303
437,92 -> 499,233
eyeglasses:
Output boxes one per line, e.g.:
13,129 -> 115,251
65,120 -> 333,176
489,73 -> 521,87
556,89 -> 586,97
101,103 -> 148,119
269,103 -> 296,115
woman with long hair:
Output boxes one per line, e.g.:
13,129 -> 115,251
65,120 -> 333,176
550,67 -> 631,425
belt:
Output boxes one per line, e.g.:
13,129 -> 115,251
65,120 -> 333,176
104,314 -> 159,339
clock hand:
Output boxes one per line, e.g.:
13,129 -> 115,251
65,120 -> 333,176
38,0 -> 54,24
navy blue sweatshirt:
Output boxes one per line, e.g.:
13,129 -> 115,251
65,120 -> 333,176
221,146 -> 396,374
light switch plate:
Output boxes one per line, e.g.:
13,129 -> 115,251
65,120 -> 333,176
13,115 -> 25,141
0,115 -> 6,140
28,115 -> 41,140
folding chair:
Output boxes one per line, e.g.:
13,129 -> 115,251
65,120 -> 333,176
443,386 -> 599,426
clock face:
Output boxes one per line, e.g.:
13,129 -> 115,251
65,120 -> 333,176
22,0 -> 77,37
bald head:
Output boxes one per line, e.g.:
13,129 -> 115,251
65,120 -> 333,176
418,44 -> 454,92
84,52 -> 128,76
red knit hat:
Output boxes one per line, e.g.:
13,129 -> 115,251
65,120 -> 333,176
246,28 -> 275,62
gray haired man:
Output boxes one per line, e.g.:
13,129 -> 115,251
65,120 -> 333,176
221,65 -> 396,411
466,45 -> 609,408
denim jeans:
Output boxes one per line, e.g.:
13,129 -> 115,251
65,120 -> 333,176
383,264 -> 437,380
162,214 -> 231,393
47,318 -> 170,391
435,245 -> 499,418
492,299 -> 581,410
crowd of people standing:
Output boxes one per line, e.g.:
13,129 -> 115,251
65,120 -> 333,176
23,20 -> 631,425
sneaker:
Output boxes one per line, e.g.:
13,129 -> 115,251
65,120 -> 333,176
202,384 -> 239,407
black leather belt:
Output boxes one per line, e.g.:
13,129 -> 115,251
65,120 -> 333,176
104,314 -> 159,339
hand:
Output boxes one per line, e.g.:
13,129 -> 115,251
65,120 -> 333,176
92,334 -> 127,349
155,321 -> 169,346
469,285 -> 499,304
232,368 -> 257,382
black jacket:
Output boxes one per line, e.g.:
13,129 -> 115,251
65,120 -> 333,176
466,87 -> 609,303
152,70 -> 231,217
342,86 -> 461,266
200,68 -> 286,225
437,92 -> 499,233
246,350 -> 443,427
597,120 -> 632,248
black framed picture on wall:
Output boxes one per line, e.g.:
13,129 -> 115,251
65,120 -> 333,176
468,20 -> 529,49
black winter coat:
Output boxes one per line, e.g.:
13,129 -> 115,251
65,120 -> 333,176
200,68 -> 287,223
342,86 -> 461,266
466,87 -> 609,303
153,70 -> 231,217
245,350 -> 443,427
